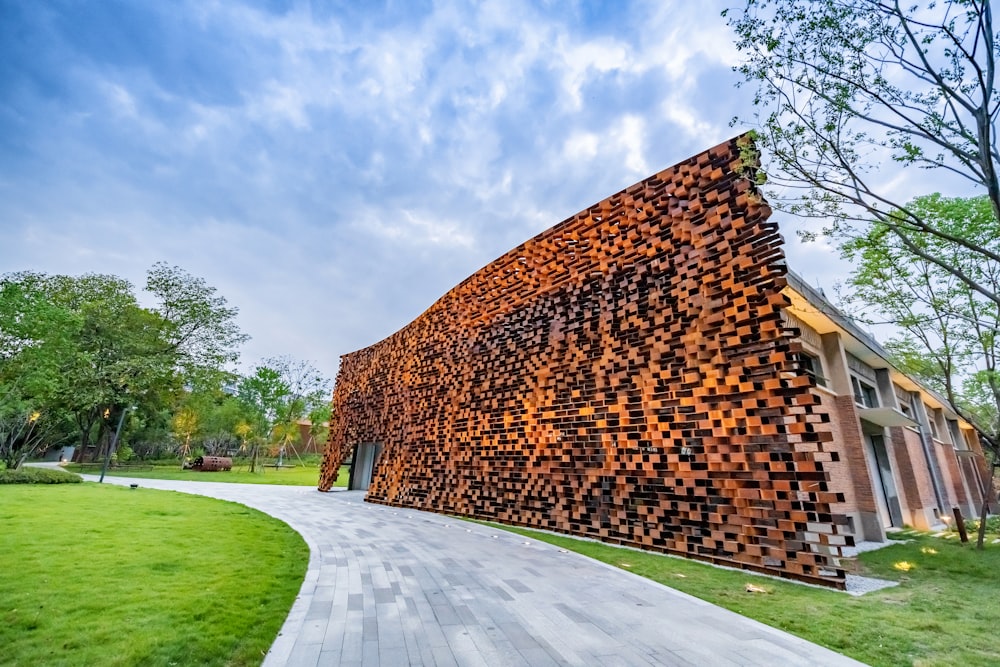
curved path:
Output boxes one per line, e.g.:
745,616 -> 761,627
82,473 -> 865,666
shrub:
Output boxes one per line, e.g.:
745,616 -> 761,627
0,467 -> 83,484
963,515 -> 1000,538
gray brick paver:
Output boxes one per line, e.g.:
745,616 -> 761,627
82,478 -> 868,667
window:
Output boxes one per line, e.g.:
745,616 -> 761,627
797,352 -> 828,388
851,376 -> 879,408
899,401 -> 912,418
926,407 -> 941,439
898,393 -> 913,419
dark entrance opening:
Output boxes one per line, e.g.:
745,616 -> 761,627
348,442 -> 383,491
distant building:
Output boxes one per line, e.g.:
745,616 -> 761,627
319,136 -> 996,589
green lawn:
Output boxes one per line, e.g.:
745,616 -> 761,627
1,483 -> 309,666
487,524 -> 1000,666
65,463 -> 350,487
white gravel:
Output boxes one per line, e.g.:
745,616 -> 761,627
844,573 -> 898,596
840,540 -> 903,596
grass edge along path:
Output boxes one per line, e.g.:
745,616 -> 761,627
484,523 -> 1000,667
1,483 -> 309,667
65,463 -> 350,487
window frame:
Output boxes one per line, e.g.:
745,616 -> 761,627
797,351 -> 829,388
851,375 -> 879,408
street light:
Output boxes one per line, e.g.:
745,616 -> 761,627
99,406 -> 132,484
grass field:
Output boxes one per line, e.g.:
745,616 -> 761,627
66,463 -> 350,487
1,483 -> 308,666
486,523 -> 1000,666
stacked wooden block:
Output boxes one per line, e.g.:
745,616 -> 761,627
319,135 -> 848,588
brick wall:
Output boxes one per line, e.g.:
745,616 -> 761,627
829,395 -> 877,516
815,392 -> 862,514
941,446 -> 971,511
890,427 -> 941,528
319,136 -> 847,587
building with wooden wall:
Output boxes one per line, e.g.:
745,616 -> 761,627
318,135 -> 995,589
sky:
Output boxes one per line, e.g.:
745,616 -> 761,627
0,0 -> 861,383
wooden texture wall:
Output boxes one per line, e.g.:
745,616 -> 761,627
319,135 -> 849,587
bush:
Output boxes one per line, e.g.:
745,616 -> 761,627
0,467 -> 83,484
963,515 -> 1000,538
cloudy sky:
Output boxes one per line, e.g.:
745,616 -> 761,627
0,0 -> 852,382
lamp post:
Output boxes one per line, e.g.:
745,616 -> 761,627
99,406 -> 130,484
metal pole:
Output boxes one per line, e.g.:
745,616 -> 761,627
99,407 -> 129,483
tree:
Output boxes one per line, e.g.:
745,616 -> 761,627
727,1 -> 1000,307
172,407 -> 199,465
305,403 -> 332,451
145,262 -> 249,388
0,272 -> 159,460
0,275 -> 78,398
0,266 -> 248,463
237,357 -> 331,471
0,406 -> 44,470
842,194 -> 1000,450
841,193 -> 998,546
197,395 -> 253,456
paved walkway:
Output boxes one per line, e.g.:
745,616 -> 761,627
78,472 -> 865,666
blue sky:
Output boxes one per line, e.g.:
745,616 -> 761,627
0,0 -> 850,381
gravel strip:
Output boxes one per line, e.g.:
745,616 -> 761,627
840,540 -> 903,596
844,573 -> 898,596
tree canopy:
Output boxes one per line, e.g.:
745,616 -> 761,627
0,264 -> 304,467
727,0 -> 1000,306
842,193 -> 1000,456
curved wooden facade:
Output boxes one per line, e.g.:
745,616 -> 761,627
319,136 -> 847,587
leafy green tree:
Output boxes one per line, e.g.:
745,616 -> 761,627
305,403 -> 332,451
841,193 -> 998,547
197,395 -> 253,456
0,265 -> 247,462
145,262 -> 249,389
0,275 -> 78,404
0,406 -> 49,470
237,357 -> 331,471
842,194 -> 999,454
0,272 -> 156,460
727,1 -> 1000,306
172,407 -> 199,464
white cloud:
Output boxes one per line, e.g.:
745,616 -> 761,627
556,37 -> 632,109
103,82 -> 139,118
0,0 -> 875,381
252,80 -> 312,129
660,89 -> 716,138
564,132 -> 600,160
611,115 -> 649,175
352,209 -> 474,249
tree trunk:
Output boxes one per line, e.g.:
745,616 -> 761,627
92,420 -> 109,463
975,495 -> 990,550
73,421 -> 92,463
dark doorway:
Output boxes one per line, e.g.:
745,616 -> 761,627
868,434 -> 904,528
348,442 -> 383,491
